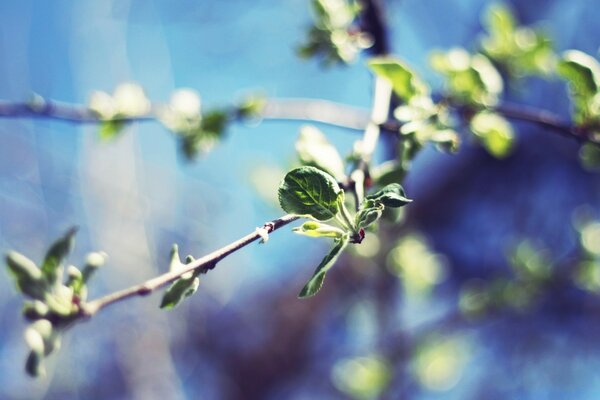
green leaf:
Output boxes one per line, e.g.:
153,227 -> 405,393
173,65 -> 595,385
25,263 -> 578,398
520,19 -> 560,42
6,251 -> 46,300
558,50 -> 600,123
82,252 -> 106,283
25,350 -> 45,377
368,58 -> 429,102
470,111 -> 515,158
481,3 -> 555,77
41,227 -> 77,285
430,49 -> 503,105
293,221 -> 346,239
558,50 -> 600,98
159,273 -> 200,310
201,110 -> 228,137
98,120 -> 126,140
160,247 -> 200,309
65,265 -> 85,297
365,184 -> 412,208
298,235 -> 349,298
355,201 -> 384,229
278,166 -> 342,221
24,319 -> 62,377
579,143 -> 600,171
296,125 -> 346,181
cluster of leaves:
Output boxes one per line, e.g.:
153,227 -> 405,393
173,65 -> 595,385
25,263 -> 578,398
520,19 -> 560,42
278,165 -> 411,297
480,3 -> 555,78
298,0 -> 372,65
88,83 -> 247,160
368,58 -> 462,180
428,47 -> 515,158
5,229 -> 105,376
458,240 -> 553,318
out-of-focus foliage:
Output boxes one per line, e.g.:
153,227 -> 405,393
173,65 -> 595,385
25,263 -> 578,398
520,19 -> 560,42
480,3 -> 555,78
299,0 -> 372,65
6,229 -> 105,376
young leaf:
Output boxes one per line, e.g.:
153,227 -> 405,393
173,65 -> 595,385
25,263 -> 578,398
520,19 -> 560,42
470,111 -> 515,158
160,248 -> 200,309
41,227 -> 77,285
558,50 -> 600,99
296,125 -> 346,181
98,120 -> 126,140
299,235 -> 349,298
355,201 -> 384,229
278,166 -> 342,221
293,221 -> 346,239
6,251 -> 46,300
365,184 -> 412,208
159,274 -> 201,310
367,58 -> 429,102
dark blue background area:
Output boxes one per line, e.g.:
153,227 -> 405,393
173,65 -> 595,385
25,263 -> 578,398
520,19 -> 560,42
1,1 -> 600,399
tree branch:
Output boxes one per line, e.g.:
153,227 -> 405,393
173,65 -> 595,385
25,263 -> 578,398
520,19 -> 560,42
0,96 -> 597,145
81,214 -> 299,317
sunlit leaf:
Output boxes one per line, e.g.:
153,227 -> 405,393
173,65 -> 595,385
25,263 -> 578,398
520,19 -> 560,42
6,251 -> 46,300
367,57 -> 429,102
469,111 -> 514,158
299,235 -> 349,298
278,166 -> 342,221
296,125 -> 346,181
293,221 -> 346,239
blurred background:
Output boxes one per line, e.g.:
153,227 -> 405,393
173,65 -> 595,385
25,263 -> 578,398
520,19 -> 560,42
1,0 -> 600,399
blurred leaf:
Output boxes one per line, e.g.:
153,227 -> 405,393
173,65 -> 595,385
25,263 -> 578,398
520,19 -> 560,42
481,3 -> 555,77
41,227 -> 77,286
201,110 -> 228,136
65,266 -> 85,297
237,93 -> 267,118
558,50 -> 600,99
413,337 -> 469,391
278,166 -> 342,221
431,49 -> 503,105
331,355 -> 391,400
98,120 -> 126,140
296,125 -> 346,181
299,0 -> 368,65
367,57 -> 429,102
160,274 -> 200,310
160,247 -> 200,310
82,252 -> 106,283
365,183 -> 412,208
469,111 -> 515,158
24,319 -> 62,377
293,221 -> 346,239
508,240 -> 552,281
22,300 -> 50,321
6,251 -> 46,300
579,143 -> 600,171
558,50 -> 600,124
386,234 -> 447,296
299,235 -> 349,298
25,350 -> 44,377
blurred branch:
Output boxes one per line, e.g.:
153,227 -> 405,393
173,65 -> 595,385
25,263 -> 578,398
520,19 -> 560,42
81,214 -> 299,316
0,97 -> 597,145
451,99 -> 600,144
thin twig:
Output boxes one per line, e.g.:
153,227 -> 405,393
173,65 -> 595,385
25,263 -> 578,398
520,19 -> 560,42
81,214 -> 299,316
